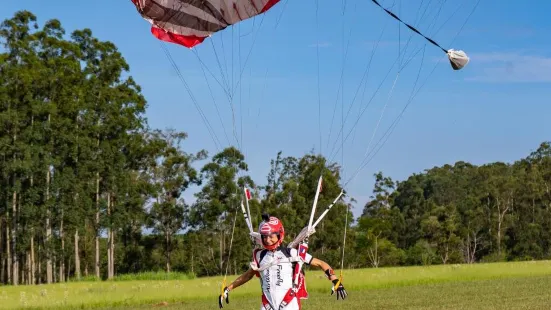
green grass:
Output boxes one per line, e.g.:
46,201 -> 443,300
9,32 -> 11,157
1,261 -> 551,309
136,276 -> 551,310
63,272 -> 196,283
110,271 -> 195,282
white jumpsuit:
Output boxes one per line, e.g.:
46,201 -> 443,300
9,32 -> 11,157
253,247 -> 313,310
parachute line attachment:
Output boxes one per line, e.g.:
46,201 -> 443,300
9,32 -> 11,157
370,0 -> 470,70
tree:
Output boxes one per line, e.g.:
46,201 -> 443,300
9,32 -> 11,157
146,129 -> 206,272
357,172 -> 401,267
191,146 -> 254,274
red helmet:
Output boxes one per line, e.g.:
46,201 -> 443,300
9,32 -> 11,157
258,215 -> 284,250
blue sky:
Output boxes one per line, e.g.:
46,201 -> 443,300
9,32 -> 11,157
3,0 -> 551,219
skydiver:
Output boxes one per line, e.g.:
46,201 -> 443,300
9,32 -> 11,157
218,215 -> 348,310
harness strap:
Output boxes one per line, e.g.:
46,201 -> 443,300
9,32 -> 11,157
261,289 -> 302,310
279,287 -> 303,310
250,256 -> 302,271
293,242 -> 308,286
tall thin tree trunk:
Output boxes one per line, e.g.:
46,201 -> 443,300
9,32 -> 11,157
110,195 -> 115,279
6,211 -> 11,284
495,196 -> 511,257
219,217 -> 226,274
74,115 -> 82,280
74,230 -> 80,280
20,254 -> 24,285
53,254 -> 57,283
107,193 -> 112,280
26,252 -> 31,285
38,243 -> 41,284
46,113 -> 53,284
46,165 -> 52,284
84,219 -> 89,277
367,233 -> 380,268
74,117 -> 81,281
111,228 -> 115,278
10,126 -> 19,285
59,208 -> 65,282
28,116 -> 34,285
30,235 -> 35,284
165,231 -> 170,273
11,178 -> 18,284
95,171 -> 100,279
29,171 -> 36,285
110,230 -> 115,278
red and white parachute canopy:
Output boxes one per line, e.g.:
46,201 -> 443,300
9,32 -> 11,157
130,0 -> 280,48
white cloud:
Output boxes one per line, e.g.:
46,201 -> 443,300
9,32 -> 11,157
466,52 -> 551,83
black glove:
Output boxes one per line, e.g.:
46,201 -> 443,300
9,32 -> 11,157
218,286 -> 230,308
331,279 -> 347,300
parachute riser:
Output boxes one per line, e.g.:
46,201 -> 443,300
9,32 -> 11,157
293,176 -> 323,287
244,187 -> 253,230
312,189 -> 346,229
307,176 -> 323,231
287,190 -> 346,249
240,200 -> 253,234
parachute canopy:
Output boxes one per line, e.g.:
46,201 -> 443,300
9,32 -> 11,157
131,0 -> 281,48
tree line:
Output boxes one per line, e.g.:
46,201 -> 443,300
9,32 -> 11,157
1,10 -> 550,286
357,142 -> 551,267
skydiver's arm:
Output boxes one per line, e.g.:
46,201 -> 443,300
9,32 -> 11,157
309,257 -> 338,282
219,268 -> 256,308
227,268 -> 256,290
309,257 -> 348,300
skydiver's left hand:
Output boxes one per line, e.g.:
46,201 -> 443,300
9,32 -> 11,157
331,279 -> 347,300
219,286 -> 230,308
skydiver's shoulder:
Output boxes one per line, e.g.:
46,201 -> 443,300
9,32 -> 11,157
285,244 -> 314,264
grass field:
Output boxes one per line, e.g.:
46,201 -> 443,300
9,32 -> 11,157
1,261 -> 551,309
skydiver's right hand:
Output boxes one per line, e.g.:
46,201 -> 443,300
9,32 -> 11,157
219,286 -> 230,308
